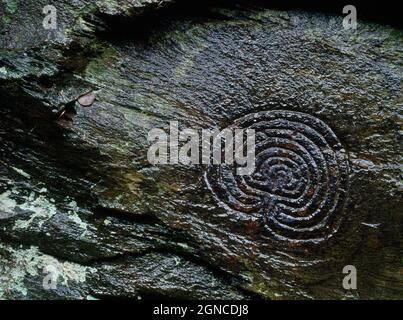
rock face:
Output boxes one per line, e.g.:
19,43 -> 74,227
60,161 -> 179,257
0,1 -> 402,299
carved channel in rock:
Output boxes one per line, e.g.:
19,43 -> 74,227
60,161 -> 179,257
206,110 -> 350,244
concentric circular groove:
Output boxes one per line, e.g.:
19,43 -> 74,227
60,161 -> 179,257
205,110 -> 349,244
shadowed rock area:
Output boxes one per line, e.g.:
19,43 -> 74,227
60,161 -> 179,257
0,0 -> 402,299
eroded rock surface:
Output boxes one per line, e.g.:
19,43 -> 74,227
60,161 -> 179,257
0,0 -> 402,299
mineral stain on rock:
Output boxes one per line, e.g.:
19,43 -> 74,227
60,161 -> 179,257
0,0 -> 402,300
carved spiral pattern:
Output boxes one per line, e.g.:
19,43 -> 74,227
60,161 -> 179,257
205,110 -> 349,244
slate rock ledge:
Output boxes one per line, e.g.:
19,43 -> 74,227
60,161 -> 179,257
0,0 -> 402,299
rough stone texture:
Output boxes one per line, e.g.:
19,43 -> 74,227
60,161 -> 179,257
0,1 -> 402,299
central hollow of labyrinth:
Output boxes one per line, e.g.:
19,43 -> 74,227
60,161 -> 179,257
206,110 -> 350,244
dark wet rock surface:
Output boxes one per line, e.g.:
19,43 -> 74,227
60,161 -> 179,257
0,1 -> 402,299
